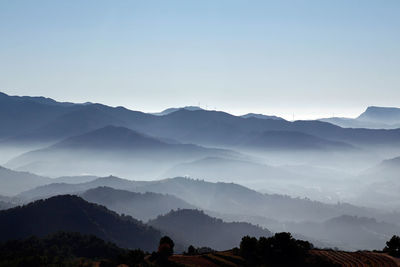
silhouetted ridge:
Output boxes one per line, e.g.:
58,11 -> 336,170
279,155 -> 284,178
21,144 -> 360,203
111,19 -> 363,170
52,125 -> 165,150
0,92 -> 75,106
0,92 -> 78,138
0,195 -> 161,251
21,105 -> 125,142
240,130 -> 354,150
148,209 -> 272,250
0,165 -> 51,195
81,186 -> 195,221
7,125 -> 237,177
2,91 -> 400,148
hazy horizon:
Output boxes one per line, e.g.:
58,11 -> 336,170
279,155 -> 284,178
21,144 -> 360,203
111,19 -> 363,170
2,1 -> 400,262
1,1 -> 399,120
0,90 -> 389,121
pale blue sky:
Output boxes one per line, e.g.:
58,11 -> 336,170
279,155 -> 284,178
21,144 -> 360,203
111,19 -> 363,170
0,0 -> 399,119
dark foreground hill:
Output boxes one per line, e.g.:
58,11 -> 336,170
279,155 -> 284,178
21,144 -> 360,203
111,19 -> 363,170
0,232 -> 146,267
0,195 -> 161,251
148,209 -> 272,250
1,231 -> 398,267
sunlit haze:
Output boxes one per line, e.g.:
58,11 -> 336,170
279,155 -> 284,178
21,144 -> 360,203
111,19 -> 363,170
1,0 -> 399,120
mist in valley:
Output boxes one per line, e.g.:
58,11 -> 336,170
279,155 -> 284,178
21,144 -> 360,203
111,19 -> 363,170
2,2 -> 400,265
1,92 -> 400,253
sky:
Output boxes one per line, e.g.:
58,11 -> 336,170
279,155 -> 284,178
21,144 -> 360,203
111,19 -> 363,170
0,0 -> 399,120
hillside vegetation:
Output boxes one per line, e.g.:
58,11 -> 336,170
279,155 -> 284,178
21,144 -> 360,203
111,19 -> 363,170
0,195 -> 161,251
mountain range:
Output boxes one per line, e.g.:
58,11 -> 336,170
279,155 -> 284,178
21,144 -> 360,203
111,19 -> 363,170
2,92 -> 400,151
2,91 -> 400,183
0,192 -> 280,252
6,125 -> 237,177
16,175 -> 388,224
2,91 -> 400,252
3,169 -> 400,251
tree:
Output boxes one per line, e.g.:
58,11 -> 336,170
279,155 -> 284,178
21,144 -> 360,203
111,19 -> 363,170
187,245 -> 196,255
157,236 -> 175,262
240,233 -> 314,266
240,235 -> 258,261
384,235 -> 400,257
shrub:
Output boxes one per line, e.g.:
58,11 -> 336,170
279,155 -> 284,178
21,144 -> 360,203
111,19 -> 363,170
384,235 -> 400,257
240,232 -> 313,266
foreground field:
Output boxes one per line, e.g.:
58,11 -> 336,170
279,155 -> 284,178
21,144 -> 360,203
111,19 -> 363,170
310,250 -> 399,267
169,250 -> 400,267
170,251 -> 244,267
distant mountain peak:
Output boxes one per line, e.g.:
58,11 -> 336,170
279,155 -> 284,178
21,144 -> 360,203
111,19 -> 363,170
152,106 -> 204,116
241,113 -> 284,120
357,106 -> 400,124
319,106 -> 400,129
365,105 -> 399,111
